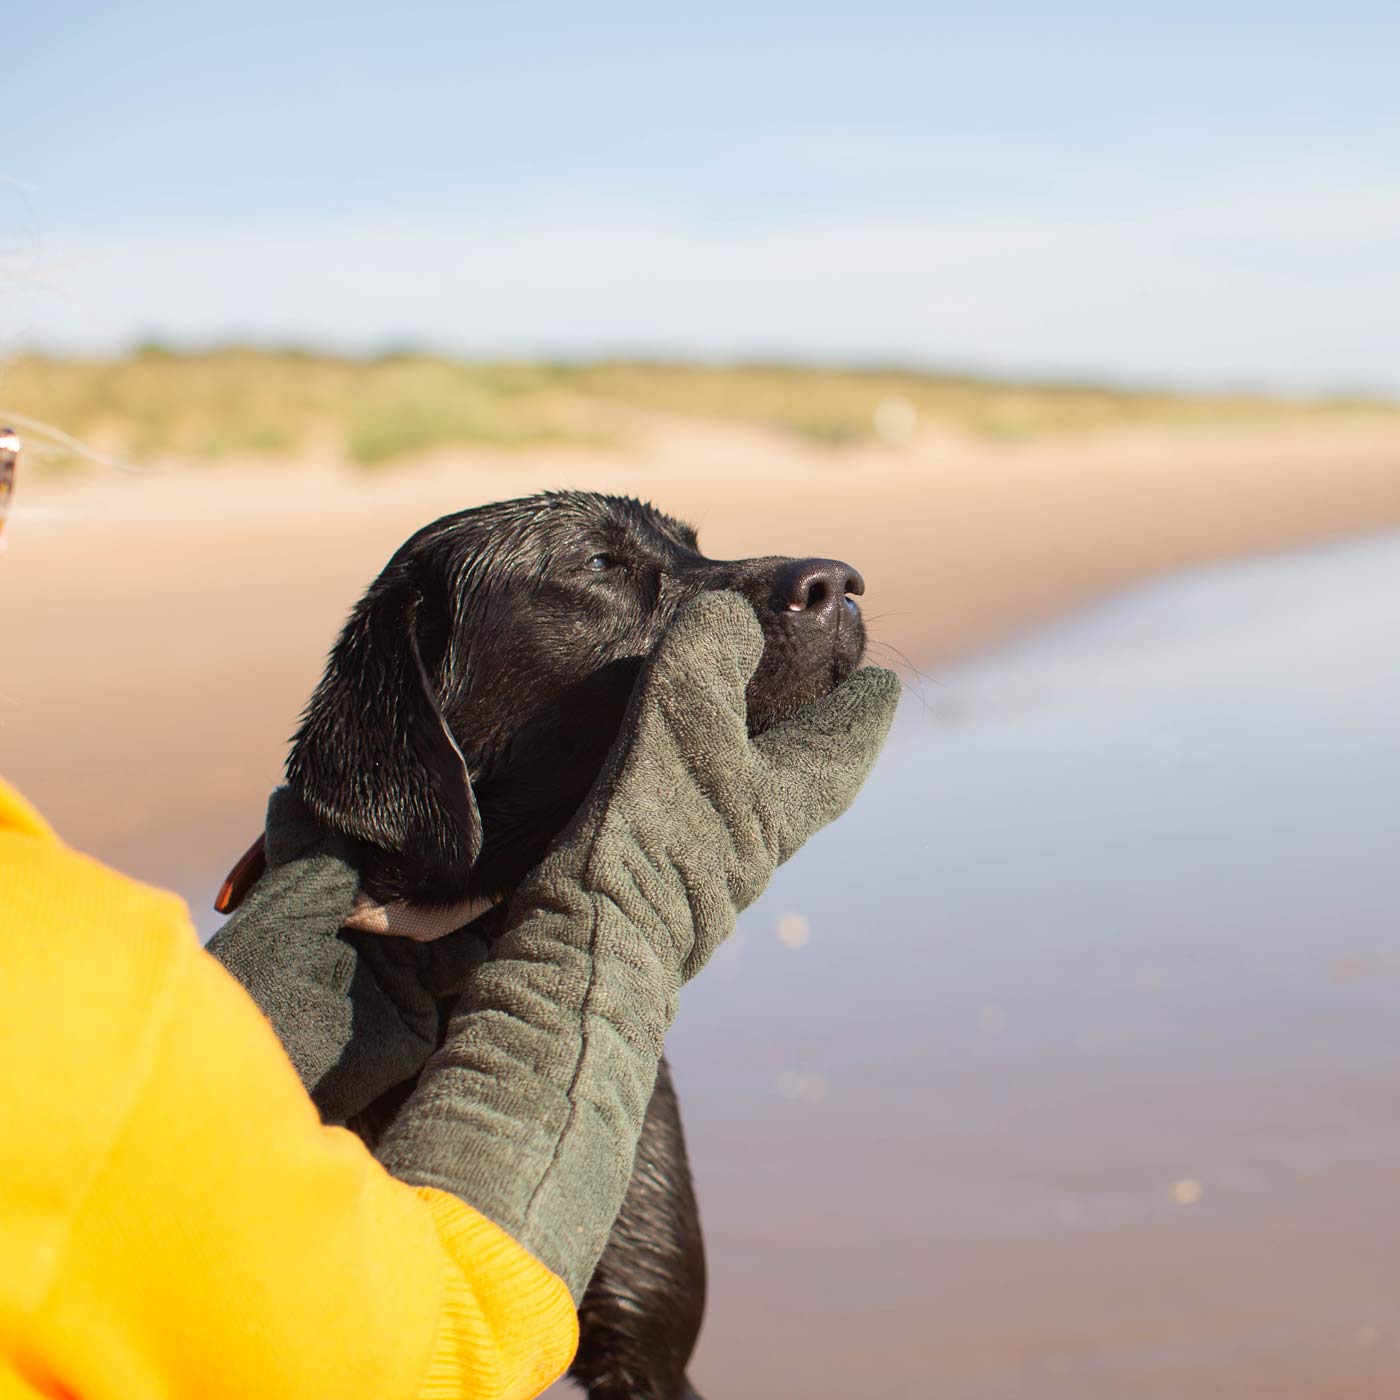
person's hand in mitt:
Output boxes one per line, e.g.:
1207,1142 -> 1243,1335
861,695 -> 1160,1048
375,590 -> 900,1300
206,790 -> 495,1127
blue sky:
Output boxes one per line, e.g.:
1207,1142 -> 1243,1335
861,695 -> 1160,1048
5,2 -> 1399,388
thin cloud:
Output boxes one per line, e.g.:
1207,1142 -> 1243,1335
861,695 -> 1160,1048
7,173 -> 1400,392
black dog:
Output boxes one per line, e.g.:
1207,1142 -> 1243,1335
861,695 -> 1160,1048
284,491 -> 866,1400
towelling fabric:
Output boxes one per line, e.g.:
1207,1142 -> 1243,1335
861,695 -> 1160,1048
211,592 -> 899,1309
207,786 -> 503,1127
0,776 -> 576,1400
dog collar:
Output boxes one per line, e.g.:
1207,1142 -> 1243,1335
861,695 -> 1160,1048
341,889 -> 501,941
215,830 -> 500,940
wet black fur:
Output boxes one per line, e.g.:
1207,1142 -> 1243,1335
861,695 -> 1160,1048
287,491 -> 865,1400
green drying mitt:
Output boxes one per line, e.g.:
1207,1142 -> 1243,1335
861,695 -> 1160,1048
377,591 -> 899,1299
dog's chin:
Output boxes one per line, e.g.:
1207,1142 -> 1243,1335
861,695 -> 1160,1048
745,621 -> 865,735
745,659 -> 857,735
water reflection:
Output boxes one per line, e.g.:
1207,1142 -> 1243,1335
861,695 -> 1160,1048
658,532 -> 1400,1399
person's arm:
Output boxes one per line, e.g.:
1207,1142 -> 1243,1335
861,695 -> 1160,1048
0,780 -> 574,1400
10,594 -> 894,1400
41,895 -> 576,1400
181,591 -> 892,1393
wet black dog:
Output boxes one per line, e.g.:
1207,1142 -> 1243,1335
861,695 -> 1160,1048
287,491 -> 866,1400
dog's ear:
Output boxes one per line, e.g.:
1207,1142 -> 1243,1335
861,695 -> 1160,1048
287,575 -> 481,900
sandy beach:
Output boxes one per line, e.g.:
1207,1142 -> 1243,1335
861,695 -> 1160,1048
5,417 -> 1400,1398
4,415 -> 1399,897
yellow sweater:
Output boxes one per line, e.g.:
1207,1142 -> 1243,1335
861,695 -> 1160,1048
0,779 -> 577,1400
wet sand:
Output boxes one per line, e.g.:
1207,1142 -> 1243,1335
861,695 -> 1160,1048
4,416 -> 1398,900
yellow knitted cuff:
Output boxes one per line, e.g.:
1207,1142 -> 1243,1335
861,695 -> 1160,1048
414,1186 -> 578,1400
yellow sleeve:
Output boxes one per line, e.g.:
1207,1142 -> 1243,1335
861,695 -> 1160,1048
1,786 -> 576,1400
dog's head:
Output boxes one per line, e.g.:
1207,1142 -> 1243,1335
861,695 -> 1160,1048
287,491 -> 866,904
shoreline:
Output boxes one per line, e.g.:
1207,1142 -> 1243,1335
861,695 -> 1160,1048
5,416 -> 1399,894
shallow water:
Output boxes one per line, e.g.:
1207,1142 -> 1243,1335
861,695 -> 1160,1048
630,532 -> 1400,1398
179,533 -> 1400,1396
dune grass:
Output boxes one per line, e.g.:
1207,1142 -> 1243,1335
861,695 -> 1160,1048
2,347 -> 1392,473
0,350 -> 610,472
557,362 -> 1393,445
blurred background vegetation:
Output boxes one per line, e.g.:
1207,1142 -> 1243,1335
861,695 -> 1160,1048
5,347 -> 1393,472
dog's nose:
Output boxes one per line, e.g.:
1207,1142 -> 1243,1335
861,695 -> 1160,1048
774,558 -> 865,619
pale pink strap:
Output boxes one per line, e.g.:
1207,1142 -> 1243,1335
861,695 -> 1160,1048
342,890 -> 499,941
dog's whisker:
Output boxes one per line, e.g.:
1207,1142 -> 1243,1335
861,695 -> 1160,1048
864,636 -> 934,681
864,636 -> 942,714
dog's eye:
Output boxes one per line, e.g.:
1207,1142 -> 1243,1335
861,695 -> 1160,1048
586,553 -> 617,572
